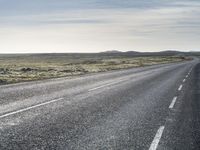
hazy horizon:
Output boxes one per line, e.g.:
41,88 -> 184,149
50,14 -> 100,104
0,0 -> 200,53
0,50 -> 197,54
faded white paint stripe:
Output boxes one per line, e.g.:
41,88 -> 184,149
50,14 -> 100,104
149,126 -> 165,150
88,79 -> 125,91
0,98 -> 64,119
169,97 -> 177,109
178,85 -> 183,91
88,83 -> 115,91
183,79 -> 186,82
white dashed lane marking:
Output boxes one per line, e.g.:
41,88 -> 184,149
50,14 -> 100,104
0,98 -> 64,119
149,126 -> 165,150
178,85 -> 183,91
150,67 -> 193,150
169,97 -> 177,109
88,79 -> 127,91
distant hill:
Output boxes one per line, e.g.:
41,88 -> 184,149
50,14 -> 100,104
101,50 -> 122,53
1,50 -> 199,60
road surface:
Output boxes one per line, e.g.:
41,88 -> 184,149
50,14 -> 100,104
0,59 -> 199,150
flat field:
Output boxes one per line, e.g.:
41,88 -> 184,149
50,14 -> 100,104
0,53 -> 190,84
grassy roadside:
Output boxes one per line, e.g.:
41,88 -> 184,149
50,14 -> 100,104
0,54 -> 191,85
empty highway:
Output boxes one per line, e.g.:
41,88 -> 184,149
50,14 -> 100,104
0,59 -> 199,150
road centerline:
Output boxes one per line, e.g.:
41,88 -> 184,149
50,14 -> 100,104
88,70 -> 156,92
178,85 -> 183,91
88,79 -> 127,91
149,126 -> 165,150
169,97 -> 177,109
0,98 -> 64,119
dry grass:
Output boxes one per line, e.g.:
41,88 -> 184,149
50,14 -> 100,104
0,54 -> 190,84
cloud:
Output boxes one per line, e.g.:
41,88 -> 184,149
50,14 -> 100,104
0,0 -> 200,53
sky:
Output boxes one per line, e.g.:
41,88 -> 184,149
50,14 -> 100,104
0,0 -> 200,53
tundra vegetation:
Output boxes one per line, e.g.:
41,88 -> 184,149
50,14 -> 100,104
0,53 -> 190,84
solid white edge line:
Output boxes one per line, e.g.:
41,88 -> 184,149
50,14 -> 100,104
169,97 -> 177,109
0,98 -> 64,119
178,85 -> 183,91
149,126 -> 165,150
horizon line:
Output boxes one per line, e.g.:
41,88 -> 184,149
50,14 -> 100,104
0,50 -> 199,54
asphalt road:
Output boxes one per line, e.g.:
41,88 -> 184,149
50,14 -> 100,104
0,59 -> 199,150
